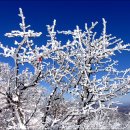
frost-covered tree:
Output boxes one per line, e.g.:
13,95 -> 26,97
0,9 -> 44,129
0,63 -> 45,129
55,19 -> 130,129
0,8 -> 130,129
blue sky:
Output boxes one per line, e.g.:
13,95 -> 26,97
0,0 -> 130,104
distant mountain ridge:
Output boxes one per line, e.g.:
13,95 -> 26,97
117,104 -> 130,114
